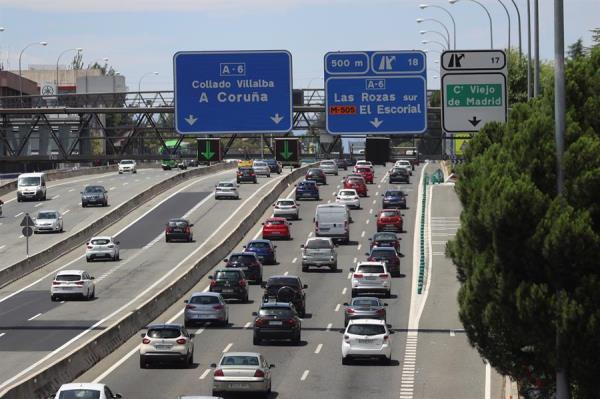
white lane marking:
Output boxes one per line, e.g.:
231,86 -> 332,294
353,257 -> 357,263
222,343 -> 233,353
378,184 -> 381,188
334,304 -> 340,312
34,203 -> 43,208
199,368 -> 211,380
18,235 -> 24,239
485,361 -> 491,399
347,272 -> 352,279
342,287 -> 347,295
283,271 -> 289,276
203,285 -> 210,292
68,189 -> 75,192
372,200 -> 376,204
14,212 -> 23,218
366,219 -> 370,225
357,244 -> 361,251
332,192 -> 336,196
369,208 -> 373,214
326,323 -> 332,331
361,231 -> 365,238
300,370 -> 310,381
93,345 -> 139,383
252,227 -> 262,240
308,232 -> 313,237
375,192 -> 379,196
244,322 -> 252,329
53,195 -> 60,200
123,183 -> 129,186
98,181 -> 104,183
336,185 -> 340,189
28,313 -> 42,321
314,344 -> 323,354
327,200 -> 331,203
292,257 -> 297,263
109,187 -> 116,191
0,245 -> 5,251
63,209 -> 70,215
0,333 -> 5,338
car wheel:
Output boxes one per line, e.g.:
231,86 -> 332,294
385,290 -> 391,298
293,331 -> 301,345
257,276 -> 263,286
302,265 -> 308,272
133,170 -> 137,174
212,391 -> 221,397
299,308 -> 306,318
330,264 -> 338,272
351,289 -> 357,297
86,257 -> 91,263
166,237 -> 170,243
118,171 -> 123,174
342,356 -> 351,365
253,335 -> 261,345
188,351 -> 194,365
139,356 -> 147,369
184,319 -> 192,329
51,295 -> 57,302
89,288 -> 95,300
243,292 -> 249,303
383,356 -> 392,365
82,203 -> 87,208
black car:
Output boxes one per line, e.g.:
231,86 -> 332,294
165,218 -> 194,242
305,168 -> 327,185
81,185 -> 108,207
389,167 -> 410,184
237,167 -> 257,184
366,247 -> 401,277
261,275 -> 307,317
334,158 -> 348,170
208,269 -> 249,302
369,232 -> 401,253
224,252 -> 263,284
253,302 -> 302,345
264,159 -> 282,174
382,190 -> 407,209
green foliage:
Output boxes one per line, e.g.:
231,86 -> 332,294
448,46 -> 600,397
568,38 -> 586,59
71,52 -> 84,70
507,48 -> 528,104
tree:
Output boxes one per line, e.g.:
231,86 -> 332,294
447,46 -> 600,398
71,52 -> 84,70
591,28 -> 600,47
568,38 -> 586,59
507,48 -> 529,104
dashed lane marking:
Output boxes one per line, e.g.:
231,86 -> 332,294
244,322 -> 252,329
28,313 -> 42,321
34,203 -> 43,208
0,333 -> 5,338
357,244 -> 361,251
300,370 -> 310,381
347,272 -> 352,279
63,209 -> 70,215
372,200 -> 376,204
109,187 -> 116,191
342,287 -> 347,295
326,323 -> 332,331
369,209 -> 373,214
361,231 -> 365,238
14,212 -> 23,218
283,271 -> 289,276
222,343 -> 233,353
199,368 -> 211,380
314,344 -> 323,354
366,219 -> 370,224
334,304 -> 341,312
292,257 -> 297,263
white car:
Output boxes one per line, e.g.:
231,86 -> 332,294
273,198 -> 300,220
50,270 -> 95,301
215,181 -> 240,199
51,383 -> 122,399
118,159 -> 137,174
355,160 -> 374,173
350,262 -> 391,297
341,319 -> 392,365
86,236 -> 120,262
394,160 -> 413,175
319,160 -> 339,175
139,324 -> 194,368
33,210 -> 63,233
252,161 -> 271,177
335,189 -> 361,209
211,352 -> 274,396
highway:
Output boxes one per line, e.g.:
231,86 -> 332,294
0,166 -> 290,390
73,163 -> 504,399
0,167 -> 194,270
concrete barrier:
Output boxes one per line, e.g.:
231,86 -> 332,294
0,162 -> 235,288
0,164 -> 313,399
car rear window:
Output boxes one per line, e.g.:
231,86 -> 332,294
347,324 -> 386,336
357,265 -> 385,274
298,182 -> 316,188
58,390 -> 100,399
357,167 -> 370,171
307,169 -> 322,174
305,239 -> 332,249
385,191 -> 404,197
229,254 -> 255,264
380,211 -> 399,217
259,307 -> 295,317
267,220 -> 285,225
267,277 -> 300,288
370,249 -> 397,259
352,298 -> 380,307
374,233 -> 397,241
84,186 -> 104,193
218,183 -> 235,188
248,242 -> 270,249
168,220 -> 189,227
190,295 -> 220,305
221,356 -> 259,366
348,178 -> 364,184
254,162 -> 266,167
320,161 -> 335,165
339,190 -> 356,196
55,274 -> 81,282
393,168 -> 408,173
277,200 -> 295,206
147,328 -> 181,339
120,160 -> 134,164
90,239 -> 110,245
216,271 -> 242,280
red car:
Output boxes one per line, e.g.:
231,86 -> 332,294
355,166 -> 374,184
375,209 -> 403,232
343,176 -> 368,197
262,217 -> 292,240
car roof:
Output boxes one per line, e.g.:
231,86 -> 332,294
260,302 -> 294,309
221,351 -> 261,358
18,172 -> 45,177
266,217 -> 286,221
146,323 -> 183,329
58,383 -> 105,391
56,270 -> 85,276
230,251 -> 258,256
190,291 -> 222,298
90,236 -> 113,240
248,239 -> 271,244
347,318 -> 386,325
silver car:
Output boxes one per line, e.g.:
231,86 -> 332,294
252,161 -> 271,177
350,262 -> 391,297
118,159 -> 137,174
319,159 -> 339,175
34,210 -> 63,233
139,324 -> 194,368
214,181 -> 240,199
343,296 -> 388,326
184,292 -> 229,327
211,352 -> 274,396
301,237 -> 338,271
273,198 -> 300,220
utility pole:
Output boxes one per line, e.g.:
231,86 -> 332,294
527,0 -> 533,98
533,0 -> 541,96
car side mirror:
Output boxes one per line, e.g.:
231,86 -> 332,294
90,276 -> 95,280
401,214 -> 405,217
368,238 -> 372,241
303,284 -> 308,289
343,302 -> 349,306
189,333 -> 195,338
208,275 -> 214,280
260,282 -> 266,288
384,303 -> 388,306
288,223 -> 292,225
223,259 -> 228,263
189,224 -> 194,227
252,311 -> 258,316
140,333 -> 145,338
300,244 -> 304,248
269,364 -> 275,369
210,363 -> 217,368
374,215 -> 377,218
364,253 -> 370,256
184,300 -> 189,303
243,245 -> 247,248
80,192 -> 83,194
116,241 -> 120,245
387,324 -> 393,329
339,329 -> 345,333
349,267 -> 355,272
274,246 -> 277,248
261,223 -> 264,225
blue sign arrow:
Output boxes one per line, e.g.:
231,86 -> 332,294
325,51 -> 428,135
174,50 -> 293,134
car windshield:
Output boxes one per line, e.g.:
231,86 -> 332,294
267,277 -> 300,288
267,220 -> 285,225
370,249 -> 397,259
58,389 -> 101,399
374,233 -> 397,241
90,238 -> 111,245
307,169 -> 322,174
259,307 -> 295,317
357,265 -> 385,274
215,271 -> 242,280
339,190 -> 356,196
277,200 -> 295,206
218,183 -> 235,188
385,191 -> 404,197
248,242 -> 270,249
37,212 -> 57,219
147,328 -> 181,338
299,182 -> 316,188
305,239 -> 332,249
55,274 -> 82,282
189,295 -> 220,305
221,355 -> 259,366
348,178 -> 364,184
229,254 -> 255,264
84,186 -> 104,193
381,211 -> 399,218
352,298 -> 380,307
347,324 -> 386,336
168,220 -> 189,227
120,160 -> 134,164
18,176 -> 40,186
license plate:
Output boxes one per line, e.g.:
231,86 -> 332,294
271,232 -> 280,235
320,228 -> 330,231
270,321 -> 283,326
154,345 -> 172,350
222,289 -> 233,293
61,287 -> 73,290
358,339 -> 373,344
173,228 -> 182,232
365,276 -> 376,280
229,383 -> 249,389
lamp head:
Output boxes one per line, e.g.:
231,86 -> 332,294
40,41 -> 48,46
421,40 -> 429,44
153,71 -> 159,75
76,48 -> 83,52
419,30 -> 427,34
449,0 -> 458,4
419,4 -> 428,9
416,18 -> 424,23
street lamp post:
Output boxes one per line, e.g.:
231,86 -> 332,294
533,0 -> 540,96
420,30 -> 450,49
421,40 -> 447,50
510,0 -> 523,54
416,18 -> 452,50
56,47 -> 82,92
138,71 -> 159,92
419,4 -> 457,49
449,0 -> 494,49
19,41 -> 48,104
526,0 -> 533,98
496,0 -> 512,52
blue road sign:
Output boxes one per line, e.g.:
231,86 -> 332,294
325,51 -> 427,135
174,50 -> 293,134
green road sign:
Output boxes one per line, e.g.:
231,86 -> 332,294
445,84 -> 503,107
197,139 -> 221,162
275,138 -> 300,166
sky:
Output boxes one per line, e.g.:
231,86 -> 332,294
0,0 -> 598,92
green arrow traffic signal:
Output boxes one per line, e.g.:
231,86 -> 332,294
202,141 -> 215,160
280,141 -> 293,160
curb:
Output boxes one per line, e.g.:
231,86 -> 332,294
417,172 -> 429,294
0,163 -> 234,288
0,164 -> 314,399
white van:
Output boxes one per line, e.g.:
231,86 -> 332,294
314,204 -> 350,243
17,172 -> 47,202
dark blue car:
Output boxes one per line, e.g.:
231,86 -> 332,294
244,239 -> 277,265
264,159 -> 282,174
382,190 -> 407,209
295,180 -> 320,201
